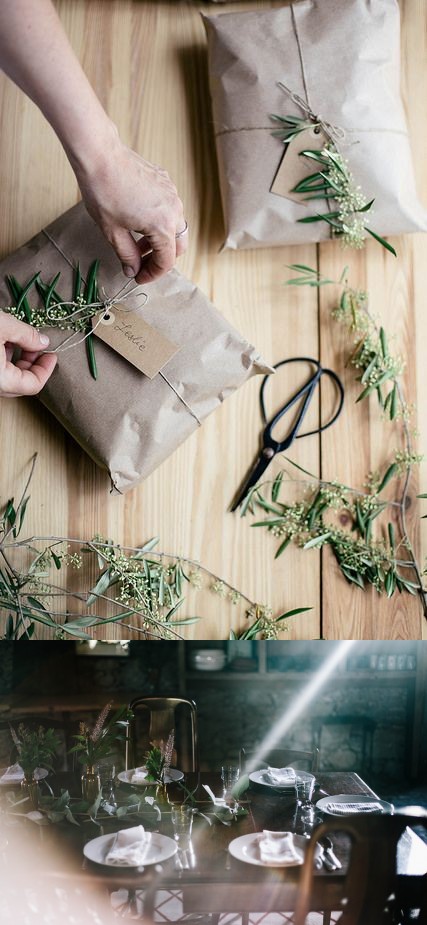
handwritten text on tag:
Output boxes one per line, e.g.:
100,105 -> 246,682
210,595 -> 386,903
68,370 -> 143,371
93,304 -> 180,379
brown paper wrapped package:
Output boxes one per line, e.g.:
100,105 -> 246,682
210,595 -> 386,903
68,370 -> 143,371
203,0 -> 427,250
0,203 -> 271,492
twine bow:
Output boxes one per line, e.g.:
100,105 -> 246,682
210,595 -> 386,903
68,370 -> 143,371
44,278 -> 147,355
277,81 -> 346,146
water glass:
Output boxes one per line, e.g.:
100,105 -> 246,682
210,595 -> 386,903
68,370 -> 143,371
96,761 -> 116,802
171,805 -> 193,849
296,772 -> 315,806
221,765 -> 240,798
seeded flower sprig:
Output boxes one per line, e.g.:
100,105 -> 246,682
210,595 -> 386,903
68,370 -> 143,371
271,114 -> 396,256
69,703 -> 131,767
0,457 -> 305,640
3,261 -> 106,379
144,731 -> 175,784
238,265 -> 426,616
243,462 -> 420,598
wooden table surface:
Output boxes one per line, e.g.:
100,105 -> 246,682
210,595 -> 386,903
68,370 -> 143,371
2,769 -> 426,921
0,0 -> 426,639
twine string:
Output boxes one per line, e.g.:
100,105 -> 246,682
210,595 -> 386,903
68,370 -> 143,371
43,281 -> 146,354
39,229 -> 202,424
276,81 -> 347,145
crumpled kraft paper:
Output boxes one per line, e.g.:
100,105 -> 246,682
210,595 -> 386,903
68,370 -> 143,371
0,202 -> 272,492
203,0 -> 427,250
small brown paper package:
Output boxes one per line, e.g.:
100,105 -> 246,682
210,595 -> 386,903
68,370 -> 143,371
0,203 -> 271,492
203,0 -> 427,250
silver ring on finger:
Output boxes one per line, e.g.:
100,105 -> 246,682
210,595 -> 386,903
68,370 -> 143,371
175,220 -> 189,239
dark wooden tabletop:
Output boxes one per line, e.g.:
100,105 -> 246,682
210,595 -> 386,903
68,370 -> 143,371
2,769 -> 426,920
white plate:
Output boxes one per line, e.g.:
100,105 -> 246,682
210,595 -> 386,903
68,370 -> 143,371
118,768 -> 184,786
316,794 -> 394,816
83,831 -> 177,868
0,767 -> 48,785
249,769 -> 297,791
228,833 -> 321,868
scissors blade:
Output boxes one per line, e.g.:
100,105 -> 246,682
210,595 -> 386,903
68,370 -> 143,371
230,448 -> 275,512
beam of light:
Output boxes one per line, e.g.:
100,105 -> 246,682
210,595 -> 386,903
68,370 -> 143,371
246,640 -> 355,774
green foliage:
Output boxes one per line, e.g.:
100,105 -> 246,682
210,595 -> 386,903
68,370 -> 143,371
270,116 -> 397,256
69,703 -> 132,767
1,458 -> 300,639
2,261 -> 102,378
238,263 -> 426,612
11,723 -> 61,776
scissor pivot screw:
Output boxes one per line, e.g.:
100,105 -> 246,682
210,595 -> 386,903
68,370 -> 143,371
263,448 -> 275,459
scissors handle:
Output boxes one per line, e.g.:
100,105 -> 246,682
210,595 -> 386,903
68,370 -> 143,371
231,357 -> 344,512
260,358 -> 344,451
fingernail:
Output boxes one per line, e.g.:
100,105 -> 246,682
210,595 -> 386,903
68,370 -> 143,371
39,334 -> 50,346
124,265 -> 135,278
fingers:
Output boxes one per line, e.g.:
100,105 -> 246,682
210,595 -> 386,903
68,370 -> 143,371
108,227 -> 143,279
0,314 -> 50,352
2,352 -> 57,397
135,229 -> 177,285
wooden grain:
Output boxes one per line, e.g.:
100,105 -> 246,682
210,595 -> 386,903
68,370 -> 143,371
0,0 -> 425,639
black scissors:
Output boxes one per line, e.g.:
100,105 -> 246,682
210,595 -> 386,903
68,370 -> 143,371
230,357 -> 344,511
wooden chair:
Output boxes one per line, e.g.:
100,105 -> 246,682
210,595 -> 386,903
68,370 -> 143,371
125,696 -> 199,773
239,745 -> 319,773
295,812 -> 427,925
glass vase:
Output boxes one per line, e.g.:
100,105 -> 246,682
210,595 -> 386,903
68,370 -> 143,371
155,781 -> 171,804
21,774 -> 40,810
81,766 -> 101,802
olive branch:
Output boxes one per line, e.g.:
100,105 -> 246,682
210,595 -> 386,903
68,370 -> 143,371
239,265 -> 426,619
0,456 -> 308,640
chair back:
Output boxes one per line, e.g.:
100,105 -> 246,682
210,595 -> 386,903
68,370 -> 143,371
240,745 -> 319,773
126,696 -> 198,772
294,812 -> 427,925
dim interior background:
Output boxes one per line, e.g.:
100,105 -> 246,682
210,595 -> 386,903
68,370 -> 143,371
0,640 -> 426,807
0,0 -> 426,639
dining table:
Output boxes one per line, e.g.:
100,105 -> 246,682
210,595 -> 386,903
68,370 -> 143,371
1,769 -> 426,923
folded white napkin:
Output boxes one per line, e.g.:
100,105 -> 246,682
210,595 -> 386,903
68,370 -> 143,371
258,830 -> 302,864
131,767 -> 148,784
0,764 -> 44,782
326,801 -> 383,815
263,766 -> 296,786
106,825 -> 152,866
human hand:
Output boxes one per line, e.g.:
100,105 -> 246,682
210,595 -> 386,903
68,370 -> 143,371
0,314 -> 57,397
75,130 -> 188,285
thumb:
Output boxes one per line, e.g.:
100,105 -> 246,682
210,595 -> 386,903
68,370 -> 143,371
109,227 -> 142,279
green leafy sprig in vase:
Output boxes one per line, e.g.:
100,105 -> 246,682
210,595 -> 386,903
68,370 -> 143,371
144,730 -> 175,800
10,723 -> 60,808
69,703 -> 132,801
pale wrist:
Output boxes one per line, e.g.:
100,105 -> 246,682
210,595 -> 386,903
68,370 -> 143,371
64,117 -> 122,183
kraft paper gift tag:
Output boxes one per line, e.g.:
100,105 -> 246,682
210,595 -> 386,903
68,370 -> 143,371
0,202 -> 272,493
203,0 -> 427,250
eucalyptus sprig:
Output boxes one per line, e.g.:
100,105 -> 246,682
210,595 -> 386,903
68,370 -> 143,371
6,787 -> 161,828
271,115 -> 396,256
0,457 -> 304,640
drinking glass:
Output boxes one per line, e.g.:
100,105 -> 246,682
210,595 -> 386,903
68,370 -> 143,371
296,772 -> 315,807
171,805 -> 193,849
221,765 -> 240,799
96,761 -> 116,804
